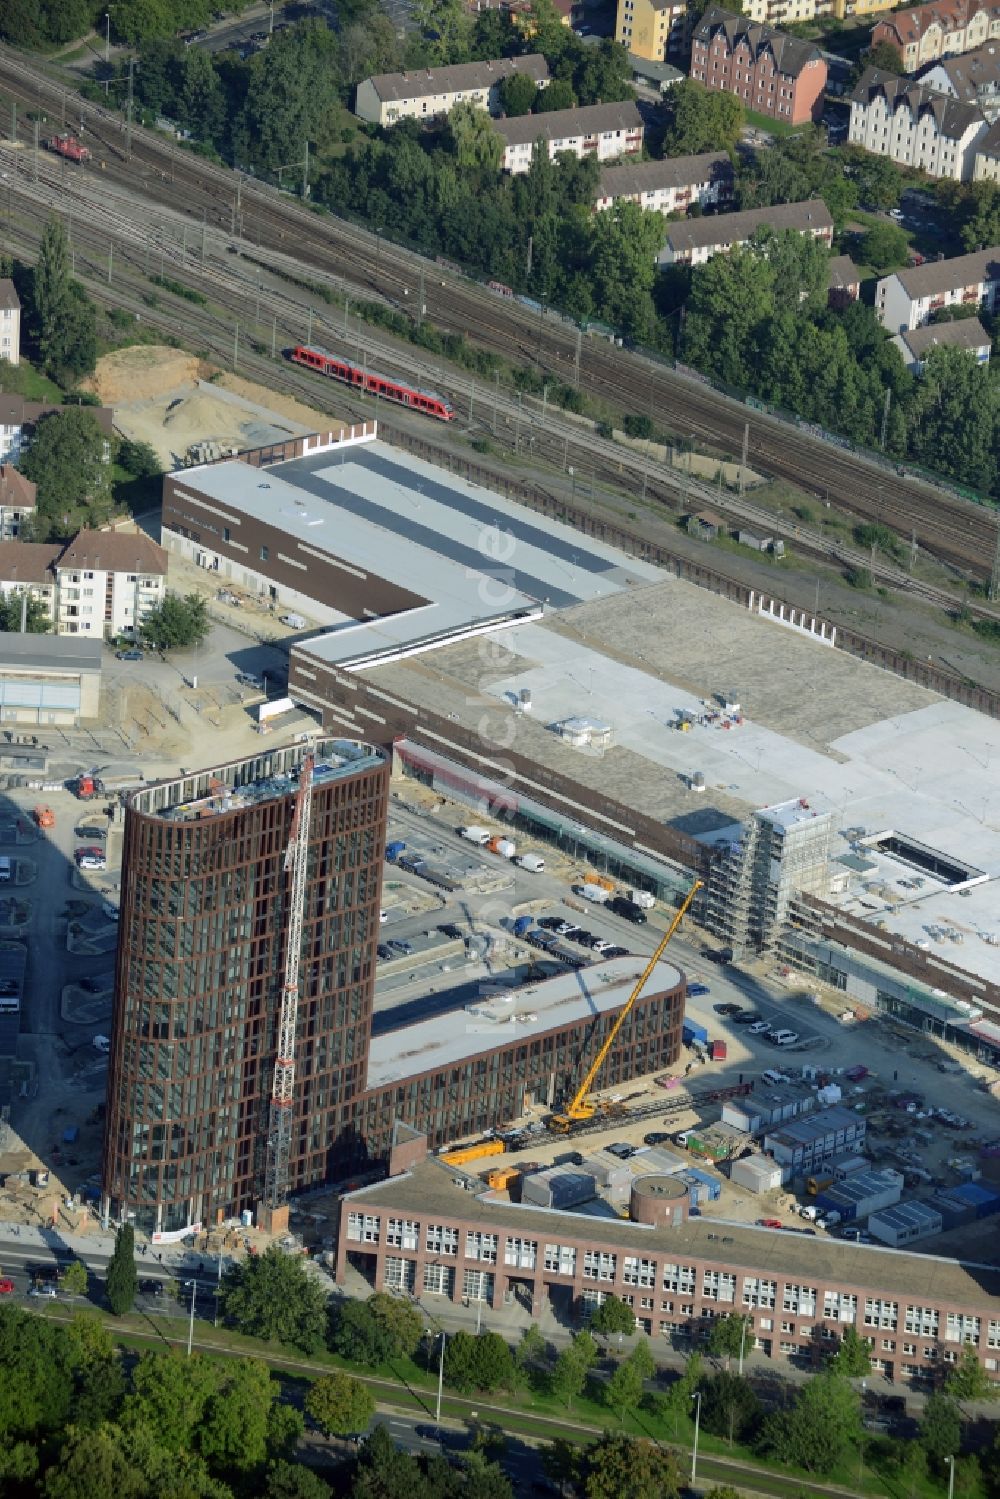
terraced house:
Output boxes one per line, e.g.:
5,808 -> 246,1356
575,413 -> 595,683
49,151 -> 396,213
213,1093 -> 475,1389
872,0 -> 1000,72
849,66 -> 989,178
690,6 -> 828,125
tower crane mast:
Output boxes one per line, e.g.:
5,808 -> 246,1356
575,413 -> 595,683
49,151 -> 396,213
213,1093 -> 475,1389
263,754 -> 314,1220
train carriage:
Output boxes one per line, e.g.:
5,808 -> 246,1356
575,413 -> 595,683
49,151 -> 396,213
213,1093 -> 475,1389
289,344 -> 454,421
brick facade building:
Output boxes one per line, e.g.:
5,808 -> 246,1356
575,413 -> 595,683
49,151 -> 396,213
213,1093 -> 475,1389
690,6 -> 828,125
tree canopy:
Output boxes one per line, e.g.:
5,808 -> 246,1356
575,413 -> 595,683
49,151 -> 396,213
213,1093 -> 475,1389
0,591 -> 51,634
105,1225 -> 137,1317
218,1247 -> 329,1353
29,219 -> 97,387
20,407 -> 113,539
305,1371 -> 375,1439
139,591 -> 209,650
760,1371 -> 862,1475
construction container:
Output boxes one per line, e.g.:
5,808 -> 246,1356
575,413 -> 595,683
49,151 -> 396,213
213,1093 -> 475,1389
709,1039 -> 727,1061
731,1154 -> 786,1193
945,1182 -> 1000,1219
868,1200 -> 942,1247
815,1171 -> 901,1223
683,1165 -> 721,1201
928,1193 -> 976,1231
685,1131 -> 732,1162
522,1166 -> 595,1210
831,1155 -> 869,1181
578,1152 -> 632,1192
486,1166 -> 521,1191
683,1019 -> 709,1046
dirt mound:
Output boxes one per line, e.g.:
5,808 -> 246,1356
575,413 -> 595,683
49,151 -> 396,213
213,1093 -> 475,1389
84,346 -> 208,405
218,373 -> 332,431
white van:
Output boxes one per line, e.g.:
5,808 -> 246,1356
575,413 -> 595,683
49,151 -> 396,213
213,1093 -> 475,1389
773,1030 -> 799,1046
0,857 -> 11,882
748,1020 -> 770,1035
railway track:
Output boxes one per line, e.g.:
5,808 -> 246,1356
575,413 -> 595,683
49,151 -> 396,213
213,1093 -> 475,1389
0,46 -> 997,588
1,137 -> 994,634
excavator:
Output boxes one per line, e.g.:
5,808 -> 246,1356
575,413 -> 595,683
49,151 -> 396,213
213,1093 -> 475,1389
547,877 -> 702,1134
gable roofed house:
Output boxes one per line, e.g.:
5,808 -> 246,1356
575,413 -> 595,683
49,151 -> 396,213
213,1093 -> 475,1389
871,0 -> 1000,73
974,112 -> 1000,171
595,151 -> 734,214
354,55 -> 550,126
494,100 -> 644,173
920,40 -> 1000,117
892,315 -> 992,368
848,65 -> 989,178
875,243 -> 1000,328
689,6 -> 828,124
0,465 -> 36,539
658,197 -> 833,266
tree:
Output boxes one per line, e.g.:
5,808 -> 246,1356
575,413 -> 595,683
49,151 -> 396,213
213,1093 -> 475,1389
629,1338 -> 655,1381
605,1357 -> 644,1423
705,1313 -> 753,1366
331,1299 -> 395,1367
535,77 -> 576,112
866,39 -> 904,74
945,1345 -> 997,1402
0,591 -> 51,633
700,1370 -> 761,1446
909,344 -> 1000,495
579,1431 -> 683,1499
444,1330 -> 515,1393
198,1357 -> 289,1474
139,591 -> 210,650
60,1260 -> 88,1297
760,1371 -> 862,1475
447,101 -> 503,171
920,1392 -> 962,1467
122,1350 -> 218,1452
498,72 -> 536,117
843,146 -> 902,210
105,1224 -> 138,1316
860,220 -> 910,274
305,1371 -> 375,1439
266,1459 -> 331,1499
589,1293 -> 635,1340
550,1345 -> 588,1409
237,22 -> 340,179
665,79 -> 743,155
29,220 -> 96,387
20,407 -> 113,539
827,1326 -> 873,1378
515,1323 -> 547,1370
218,1246 -> 329,1353
368,1293 -> 423,1360
0,1306 -> 76,1439
411,0 -> 473,63
118,438 -> 163,480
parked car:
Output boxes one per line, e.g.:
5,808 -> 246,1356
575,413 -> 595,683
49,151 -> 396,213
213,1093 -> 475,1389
29,1284 -> 57,1298
748,1020 -> 770,1035
77,855 -> 106,871
75,825 -> 107,840
757,1218 -> 783,1229
115,648 -> 144,662
538,917 -> 563,931
772,1030 -> 800,1046
75,845 -> 106,864
437,924 -> 462,939
236,673 -> 263,691
688,983 -> 710,997
140,1279 -> 165,1297
604,945 -> 628,958
733,1011 -> 762,1025
0,1278 -> 14,1294
643,1131 -> 673,1146
592,939 -> 615,954
376,944 -> 391,960
556,922 -> 580,937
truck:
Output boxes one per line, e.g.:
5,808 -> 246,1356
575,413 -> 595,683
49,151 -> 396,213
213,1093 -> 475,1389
708,1039 -> 728,1061
627,889 -> 656,909
682,1019 -> 709,1047
512,915 -> 533,938
516,853 -> 545,873
46,133 -> 91,164
385,840 -> 406,863
460,826 -> 492,846
486,835 -> 516,859
577,883 -> 611,903
72,772 -> 103,800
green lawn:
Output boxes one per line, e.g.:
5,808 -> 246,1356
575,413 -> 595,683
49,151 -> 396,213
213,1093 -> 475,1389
744,108 -> 802,139
0,356 -> 65,403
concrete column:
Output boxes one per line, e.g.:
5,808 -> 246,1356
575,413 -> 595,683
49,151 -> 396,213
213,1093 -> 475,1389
779,604 -> 786,620
748,590 -> 756,611
830,628 -> 837,646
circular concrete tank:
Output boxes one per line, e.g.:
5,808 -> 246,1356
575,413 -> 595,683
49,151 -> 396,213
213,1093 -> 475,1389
630,1173 -> 690,1228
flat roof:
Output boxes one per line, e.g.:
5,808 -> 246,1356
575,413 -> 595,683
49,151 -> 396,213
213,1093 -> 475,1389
757,797 -> 833,832
366,956 -> 681,1089
766,1105 -> 860,1144
0,634 -> 101,673
178,438 -> 661,672
347,1155 -> 1000,1308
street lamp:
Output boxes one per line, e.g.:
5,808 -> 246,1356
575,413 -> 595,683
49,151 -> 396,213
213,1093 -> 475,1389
104,12 -> 110,63
690,1390 -> 702,1489
946,1454 -> 956,1499
435,1329 -> 446,1426
738,1316 -> 749,1376
185,1278 -> 197,1358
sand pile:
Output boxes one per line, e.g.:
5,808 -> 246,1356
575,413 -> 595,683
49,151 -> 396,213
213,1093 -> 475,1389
84,345 -> 204,405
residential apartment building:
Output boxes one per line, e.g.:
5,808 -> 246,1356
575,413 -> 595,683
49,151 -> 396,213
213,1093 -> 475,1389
615,0 -> 689,63
337,1140 -> 1000,1384
0,280 -> 20,367
595,151 -> 734,215
848,66 -> 989,178
741,0 -> 825,28
354,55 -> 550,126
0,530 -> 167,639
658,198 -> 834,266
0,396 -> 114,467
494,101 -> 644,173
875,244 -> 1000,327
0,466 -> 36,539
827,252 -> 861,306
872,0 -> 1000,72
921,40 -> 1000,118
974,113 -> 1000,169
828,0 -> 897,19
690,7 -> 828,126
892,314 -> 992,368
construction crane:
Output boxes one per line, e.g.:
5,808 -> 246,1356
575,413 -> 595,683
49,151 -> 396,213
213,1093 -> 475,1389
263,753 -> 314,1225
548,878 -> 702,1134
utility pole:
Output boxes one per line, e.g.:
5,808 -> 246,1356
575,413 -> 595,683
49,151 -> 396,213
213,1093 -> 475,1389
514,391 -> 522,453
201,209 -> 207,264
302,138 -> 309,201
740,421 -> 749,496
573,325 -> 582,388
418,268 -> 425,327
492,369 -> 499,435
9,101 -> 16,145
32,119 -> 38,183
186,1280 -> 197,1358
526,234 -> 532,277
233,321 -> 239,371
271,313 -> 277,359
879,387 -> 891,450
990,517 -> 1000,602
108,240 -> 113,284
307,307 -> 313,343
910,528 -> 917,573
125,56 -> 134,160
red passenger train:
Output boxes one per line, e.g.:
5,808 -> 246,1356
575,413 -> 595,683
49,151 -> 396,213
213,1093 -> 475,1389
289,344 -> 455,421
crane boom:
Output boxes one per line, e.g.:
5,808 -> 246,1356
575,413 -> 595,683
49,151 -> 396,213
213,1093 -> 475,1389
263,754 -> 314,1214
549,878 -> 702,1132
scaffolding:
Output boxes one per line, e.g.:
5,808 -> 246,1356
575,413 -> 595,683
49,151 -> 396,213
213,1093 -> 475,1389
707,800 -> 832,958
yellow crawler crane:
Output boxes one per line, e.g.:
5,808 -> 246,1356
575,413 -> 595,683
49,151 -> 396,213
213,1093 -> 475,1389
548,878 -> 702,1133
